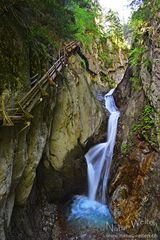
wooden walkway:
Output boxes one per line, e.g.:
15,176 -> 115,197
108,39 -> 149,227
0,41 -> 81,126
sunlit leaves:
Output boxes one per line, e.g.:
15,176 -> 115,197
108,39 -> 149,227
66,0 -> 102,46
129,0 -> 160,68
129,47 -> 144,66
104,10 -> 128,50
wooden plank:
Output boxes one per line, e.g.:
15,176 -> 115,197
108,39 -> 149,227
0,41 -> 80,125
23,60 -> 64,113
19,56 -> 65,110
0,108 -> 19,112
19,56 -> 65,106
0,115 -> 23,122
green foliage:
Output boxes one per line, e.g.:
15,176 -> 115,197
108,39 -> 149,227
130,0 -> 160,28
0,0 -> 128,92
121,104 -> 156,156
29,25 -> 57,50
98,10 -> 128,73
104,10 -> 128,51
35,0 -> 75,39
129,0 -> 160,69
105,10 -> 125,47
129,47 -> 144,66
121,143 -> 131,155
101,75 -> 116,88
131,105 -> 156,144
120,1 -> 159,153
129,48 -> 144,92
129,47 -> 144,90
80,59 -> 86,69
143,58 -> 152,73
67,0 -> 102,47
130,76 -> 141,91
99,51 -> 114,68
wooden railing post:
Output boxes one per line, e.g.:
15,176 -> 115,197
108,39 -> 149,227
0,41 -> 81,125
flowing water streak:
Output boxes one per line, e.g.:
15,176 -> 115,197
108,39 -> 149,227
67,89 -> 120,228
85,89 -> 120,203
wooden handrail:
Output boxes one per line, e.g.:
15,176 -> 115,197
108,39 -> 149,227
0,40 -> 95,126
0,41 -> 80,125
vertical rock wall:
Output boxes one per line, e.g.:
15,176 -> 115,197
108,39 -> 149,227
0,52 -> 106,239
0,87 -> 56,239
109,17 -> 160,237
38,54 -> 105,202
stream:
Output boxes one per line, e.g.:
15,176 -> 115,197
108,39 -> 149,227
66,89 -> 120,231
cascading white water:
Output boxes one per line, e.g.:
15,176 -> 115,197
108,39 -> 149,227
67,89 -> 120,229
86,89 -> 120,203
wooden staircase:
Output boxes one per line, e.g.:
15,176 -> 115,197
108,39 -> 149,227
0,41 -> 81,126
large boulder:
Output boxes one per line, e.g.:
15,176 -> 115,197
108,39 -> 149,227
39,54 -> 105,202
0,52 -> 105,239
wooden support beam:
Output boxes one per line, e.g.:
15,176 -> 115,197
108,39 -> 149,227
0,41 -> 80,126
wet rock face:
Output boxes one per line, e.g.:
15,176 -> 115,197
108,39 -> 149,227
109,18 -> 160,236
0,128 -> 15,240
0,52 -> 105,238
140,17 -> 160,111
110,137 -> 158,230
140,17 -> 160,147
7,182 -> 58,240
39,55 -> 105,202
0,91 -> 56,239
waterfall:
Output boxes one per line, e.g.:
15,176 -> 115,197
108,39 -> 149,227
86,89 -> 120,203
67,89 -> 120,229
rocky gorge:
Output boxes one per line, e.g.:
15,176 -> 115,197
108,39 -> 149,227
0,0 -> 160,239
